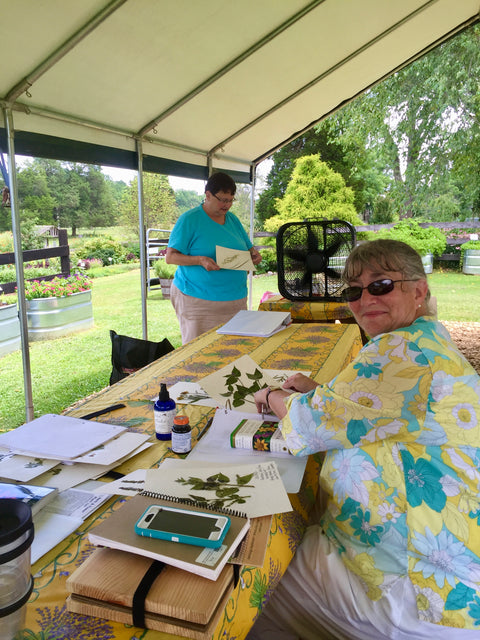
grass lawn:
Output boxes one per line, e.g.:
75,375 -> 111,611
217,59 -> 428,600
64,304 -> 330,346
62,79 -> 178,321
0,269 -> 478,431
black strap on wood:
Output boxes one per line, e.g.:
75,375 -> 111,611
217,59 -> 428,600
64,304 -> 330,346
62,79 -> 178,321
132,560 -> 166,628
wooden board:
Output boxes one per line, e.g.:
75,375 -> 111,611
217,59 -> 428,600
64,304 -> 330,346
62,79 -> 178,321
66,546 -> 235,639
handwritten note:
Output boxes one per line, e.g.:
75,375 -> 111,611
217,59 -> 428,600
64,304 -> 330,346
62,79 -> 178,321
216,246 -> 256,271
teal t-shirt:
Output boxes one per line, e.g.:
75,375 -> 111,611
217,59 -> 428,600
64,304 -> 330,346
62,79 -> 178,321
168,205 -> 253,301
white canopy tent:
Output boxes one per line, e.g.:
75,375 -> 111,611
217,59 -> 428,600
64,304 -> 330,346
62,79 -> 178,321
1,0 -> 479,421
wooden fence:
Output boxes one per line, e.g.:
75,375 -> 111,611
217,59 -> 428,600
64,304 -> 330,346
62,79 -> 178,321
0,228 -> 70,295
253,220 -> 480,261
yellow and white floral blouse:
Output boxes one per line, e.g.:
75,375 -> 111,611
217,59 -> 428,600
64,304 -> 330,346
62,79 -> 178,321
282,317 -> 480,630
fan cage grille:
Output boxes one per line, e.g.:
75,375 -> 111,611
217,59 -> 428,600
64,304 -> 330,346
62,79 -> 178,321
276,221 -> 356,302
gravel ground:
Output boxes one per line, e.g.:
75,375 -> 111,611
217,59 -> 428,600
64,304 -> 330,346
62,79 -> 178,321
442,321 -> 480,375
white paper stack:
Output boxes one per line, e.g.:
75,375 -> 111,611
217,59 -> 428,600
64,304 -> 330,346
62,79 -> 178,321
216,310 -> 291,337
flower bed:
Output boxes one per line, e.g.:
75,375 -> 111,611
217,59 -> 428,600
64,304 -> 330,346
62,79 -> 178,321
24,274 -> 92,300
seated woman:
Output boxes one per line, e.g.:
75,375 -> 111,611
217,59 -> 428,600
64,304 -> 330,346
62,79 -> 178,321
249,239 -> 480,640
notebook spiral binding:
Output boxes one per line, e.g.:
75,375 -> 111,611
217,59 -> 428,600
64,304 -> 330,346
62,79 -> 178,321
139,491 -> 247,519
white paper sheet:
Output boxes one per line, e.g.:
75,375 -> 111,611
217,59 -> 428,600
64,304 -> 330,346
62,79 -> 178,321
187,408 -> 308,493
165,372 -> 311,408
166,381 -> 218,407
0,450 -> 59,482
31,512 -> 83,564
145,459 -> 292,518
43,488 -> 111,520
199,355 -> 277,413
215,245 -> 256,271
93,468 -> 147,496
30,442 -> 153,491
216,310 -> 291,337
71,431 -> 151,465
0,414 -> 126,460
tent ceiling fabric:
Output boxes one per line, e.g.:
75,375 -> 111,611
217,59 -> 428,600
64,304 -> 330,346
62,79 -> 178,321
1,0 -> 479,179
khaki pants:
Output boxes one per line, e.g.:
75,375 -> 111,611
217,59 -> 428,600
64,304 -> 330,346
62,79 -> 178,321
170,283 -> 247,344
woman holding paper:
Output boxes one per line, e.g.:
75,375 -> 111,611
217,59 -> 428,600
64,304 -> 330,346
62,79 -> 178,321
166,171 -> 261,344
249,239 -> 480,639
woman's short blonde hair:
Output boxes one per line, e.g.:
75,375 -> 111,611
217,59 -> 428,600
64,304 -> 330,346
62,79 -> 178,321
343,239 -> 431,303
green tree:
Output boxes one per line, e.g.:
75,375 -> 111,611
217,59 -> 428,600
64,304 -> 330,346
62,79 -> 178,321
15,159 -> 121,235
329,23 -> 480,221
265,155 -> 361,232
231,184 -> 253,230
256,127 -> 373,226
82,165 -> 117,228
175,189 -> 203,214
16,163 -> 56,224
120,172 -> 178,232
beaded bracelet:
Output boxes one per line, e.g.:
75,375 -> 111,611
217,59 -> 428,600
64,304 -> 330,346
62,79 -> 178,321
265,387 -> 274,411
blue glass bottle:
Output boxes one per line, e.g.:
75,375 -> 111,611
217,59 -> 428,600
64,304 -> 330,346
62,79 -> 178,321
154,383 -> 176,440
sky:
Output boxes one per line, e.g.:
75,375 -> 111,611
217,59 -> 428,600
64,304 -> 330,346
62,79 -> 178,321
12,154 -> 272,194
101,166 -> 206,193
101,159 -> 273,193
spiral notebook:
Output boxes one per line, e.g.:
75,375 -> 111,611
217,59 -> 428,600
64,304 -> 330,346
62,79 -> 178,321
88,493 -> 250,581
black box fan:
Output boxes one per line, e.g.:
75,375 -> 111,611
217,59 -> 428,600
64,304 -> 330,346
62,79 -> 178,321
276,220 -> 356,302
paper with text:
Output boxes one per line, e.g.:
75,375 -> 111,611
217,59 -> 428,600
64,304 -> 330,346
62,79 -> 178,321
145,460 -> 292,518
216,245 -> 255,271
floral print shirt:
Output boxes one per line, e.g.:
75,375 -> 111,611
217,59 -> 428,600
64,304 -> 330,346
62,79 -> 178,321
282,317 -> 480,630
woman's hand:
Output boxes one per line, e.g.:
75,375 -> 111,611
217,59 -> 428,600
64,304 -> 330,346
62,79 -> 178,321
250,247 -> 262,266
254,387 -> 288,419
283,373 -> 317,393
199,256 -> 220,271
254,387 -> 271,414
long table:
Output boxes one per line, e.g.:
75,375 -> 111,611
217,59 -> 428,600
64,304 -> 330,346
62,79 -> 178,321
257,294 -> 353,322
23,322 -> 362,640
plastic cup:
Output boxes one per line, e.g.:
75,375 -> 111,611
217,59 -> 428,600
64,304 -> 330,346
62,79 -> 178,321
0,500 -> 34,640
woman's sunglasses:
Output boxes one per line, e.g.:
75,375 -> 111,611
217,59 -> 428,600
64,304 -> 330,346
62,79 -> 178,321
342,279 -> 417,302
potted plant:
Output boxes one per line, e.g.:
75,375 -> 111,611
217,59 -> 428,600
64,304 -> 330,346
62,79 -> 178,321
23,273 -> 94,340
0,287 -> 21,357
153,260 -> 177,299
372,220 -> 447,273
461,240 -> 480,275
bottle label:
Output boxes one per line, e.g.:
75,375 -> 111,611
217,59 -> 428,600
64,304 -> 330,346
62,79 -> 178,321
154,410 -> 175,435
171,431 -> 191,454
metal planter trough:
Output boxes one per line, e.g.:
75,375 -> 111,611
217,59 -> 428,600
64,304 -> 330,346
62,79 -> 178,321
0,303 -> 21,357
463,249 -> 480,275
27,290 -> 93,341
422,253 -> 433,274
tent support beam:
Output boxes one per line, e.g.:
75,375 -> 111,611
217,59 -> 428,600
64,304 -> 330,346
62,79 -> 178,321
136,138 -> 148,340
209,4 -> 479,159
5,0 -> 128,103
3,107 -> 34,422
137,0 -> 324,137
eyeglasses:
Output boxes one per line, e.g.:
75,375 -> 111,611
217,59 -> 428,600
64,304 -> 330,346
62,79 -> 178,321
342,279 -> 417,302
212,193 -> 235,205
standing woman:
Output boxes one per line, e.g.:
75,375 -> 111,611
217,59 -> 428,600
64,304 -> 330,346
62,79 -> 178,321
166,172 -> 261,344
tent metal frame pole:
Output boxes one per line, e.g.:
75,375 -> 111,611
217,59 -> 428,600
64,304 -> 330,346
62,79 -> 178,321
3,107 -> 34,422
5,0 -> 128,103
136,138 -> 148,340
248,164 -> 257,311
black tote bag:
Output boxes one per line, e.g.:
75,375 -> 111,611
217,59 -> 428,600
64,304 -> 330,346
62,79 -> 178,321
109,330 -> 174,385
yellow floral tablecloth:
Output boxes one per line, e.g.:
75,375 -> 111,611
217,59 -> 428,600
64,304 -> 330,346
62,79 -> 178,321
22,323 -> 362,640
258,294 -> 353,322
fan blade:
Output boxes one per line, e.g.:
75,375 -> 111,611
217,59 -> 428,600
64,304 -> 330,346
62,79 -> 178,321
300,270 -> 312,288
284,248 -> 308,263
306,226 -> 319,252
325,267 -> 342,280
324,237 -> 344,258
